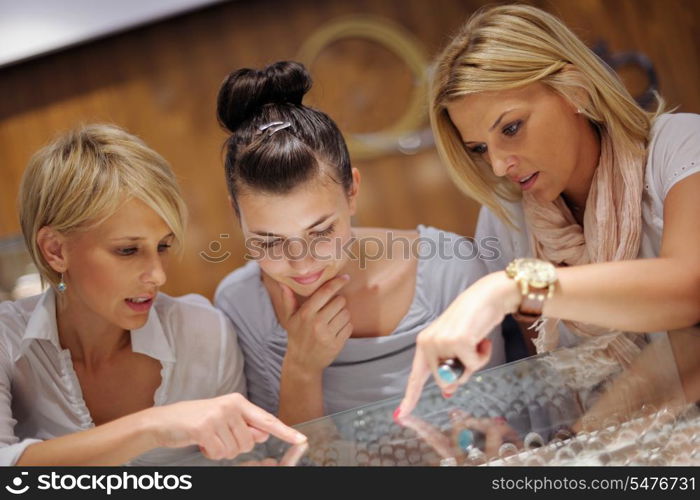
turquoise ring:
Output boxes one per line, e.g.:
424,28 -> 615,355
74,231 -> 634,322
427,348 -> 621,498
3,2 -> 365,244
458,429 -> 474,451
437,358 -> 464,384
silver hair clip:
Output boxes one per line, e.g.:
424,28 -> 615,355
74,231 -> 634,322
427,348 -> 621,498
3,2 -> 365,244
258,121 -> 292,134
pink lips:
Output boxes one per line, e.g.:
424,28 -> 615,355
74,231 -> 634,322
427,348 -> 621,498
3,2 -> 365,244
125,297 -> 154,313
519,172 -> 539,191
291,270 -> 324,285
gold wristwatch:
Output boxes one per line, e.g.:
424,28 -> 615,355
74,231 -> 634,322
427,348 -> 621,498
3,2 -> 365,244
505,258 -> 558,321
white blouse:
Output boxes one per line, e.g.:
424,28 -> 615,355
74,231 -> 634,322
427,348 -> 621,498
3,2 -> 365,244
474,113 -> 700,346
0,288 -> 246,465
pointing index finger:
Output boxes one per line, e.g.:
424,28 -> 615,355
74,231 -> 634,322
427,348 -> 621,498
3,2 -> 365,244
397,348 -> 431,418
241,400 -> 307,445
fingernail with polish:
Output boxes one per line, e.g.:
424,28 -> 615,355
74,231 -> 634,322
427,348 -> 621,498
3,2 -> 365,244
442,391 -> 454,399
393,407 -> 401,422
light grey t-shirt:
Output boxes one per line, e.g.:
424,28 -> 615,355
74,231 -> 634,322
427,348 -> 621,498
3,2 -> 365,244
474,112 -> 700,346
215,225 -> 506,416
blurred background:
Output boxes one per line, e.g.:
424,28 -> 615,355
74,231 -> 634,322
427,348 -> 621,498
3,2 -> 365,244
1,0 -> 699,301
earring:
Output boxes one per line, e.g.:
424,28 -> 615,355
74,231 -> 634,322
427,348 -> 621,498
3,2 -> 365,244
57,273 -> 67,293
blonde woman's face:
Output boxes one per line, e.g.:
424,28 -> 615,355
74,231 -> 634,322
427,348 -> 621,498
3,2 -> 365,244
63,198 -> 174,331
446,83 -> 596,204
238,170 -> 358,298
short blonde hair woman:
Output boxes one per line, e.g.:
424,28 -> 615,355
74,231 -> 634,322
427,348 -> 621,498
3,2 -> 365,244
399,5 -> 700,416
19,124 -> 187,290
1,124 -> 305,465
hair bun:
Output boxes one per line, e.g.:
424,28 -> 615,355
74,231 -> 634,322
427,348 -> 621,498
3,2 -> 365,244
216,60 -> 312,132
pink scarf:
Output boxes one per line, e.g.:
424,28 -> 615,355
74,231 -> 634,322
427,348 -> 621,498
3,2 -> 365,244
521,131 -> 647,366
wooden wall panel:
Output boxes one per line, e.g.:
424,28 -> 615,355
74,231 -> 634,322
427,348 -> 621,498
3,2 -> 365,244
0,0 -> 698,299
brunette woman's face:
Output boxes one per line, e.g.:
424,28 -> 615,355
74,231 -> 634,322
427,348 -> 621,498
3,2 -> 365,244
238,167 -> 359,297
446,83 -> 595,204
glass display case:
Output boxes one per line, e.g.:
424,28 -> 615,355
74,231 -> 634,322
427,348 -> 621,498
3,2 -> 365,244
139,326 -> 698,466
224,326 -> 700,467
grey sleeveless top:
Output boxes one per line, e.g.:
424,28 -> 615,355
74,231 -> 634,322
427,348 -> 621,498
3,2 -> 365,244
215,225 -> 506,416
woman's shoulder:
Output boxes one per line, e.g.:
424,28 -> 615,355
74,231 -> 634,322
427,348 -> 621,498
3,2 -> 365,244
413,224 -> 475,260
414,224 -> 493,265
214,261 -> 262,304
0,295 -> 35,324
404,225 -> 490,308
213,261 -> 279,336
0,293 -> 49,365
649,112 -> 700,156
475,200 -> 529,265
651,112 -> 700,136
0,294 -> 43,339
647,112 -> 700,199
475,200 -> 525,237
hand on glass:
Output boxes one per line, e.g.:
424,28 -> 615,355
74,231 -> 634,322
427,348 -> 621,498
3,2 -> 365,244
398,272 -> 518,417
148,393 -> 307,461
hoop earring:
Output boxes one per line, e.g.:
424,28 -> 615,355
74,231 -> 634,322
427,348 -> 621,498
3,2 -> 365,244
57,273 -> 67,293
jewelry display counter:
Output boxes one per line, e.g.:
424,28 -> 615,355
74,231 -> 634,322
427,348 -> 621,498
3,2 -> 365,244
240,327 -> 699,466
118,324 -> 698,466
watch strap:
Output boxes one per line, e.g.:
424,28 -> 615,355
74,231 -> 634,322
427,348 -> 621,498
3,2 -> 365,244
512,285 -> 548,321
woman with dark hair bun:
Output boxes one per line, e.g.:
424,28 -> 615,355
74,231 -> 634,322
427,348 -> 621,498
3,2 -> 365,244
214,61 -> 505,425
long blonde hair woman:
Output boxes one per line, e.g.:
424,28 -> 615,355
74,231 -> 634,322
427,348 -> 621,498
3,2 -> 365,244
399,5 -> 700,416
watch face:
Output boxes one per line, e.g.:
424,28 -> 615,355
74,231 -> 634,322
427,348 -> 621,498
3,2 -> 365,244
510,258 -> 557,288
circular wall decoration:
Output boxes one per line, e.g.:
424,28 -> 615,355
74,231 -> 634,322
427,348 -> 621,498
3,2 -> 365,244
297,16 -> 431,160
